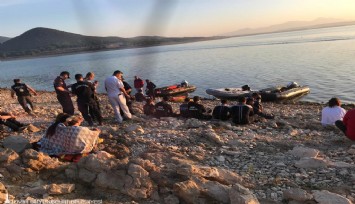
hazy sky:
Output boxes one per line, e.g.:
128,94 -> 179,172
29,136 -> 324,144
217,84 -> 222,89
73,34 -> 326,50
1,0 -> 355,38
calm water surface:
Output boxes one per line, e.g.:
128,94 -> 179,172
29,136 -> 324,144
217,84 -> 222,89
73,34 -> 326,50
1,25 -> 355,103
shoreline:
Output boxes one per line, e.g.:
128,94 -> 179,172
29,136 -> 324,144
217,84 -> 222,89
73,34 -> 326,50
0,88 -> 354,203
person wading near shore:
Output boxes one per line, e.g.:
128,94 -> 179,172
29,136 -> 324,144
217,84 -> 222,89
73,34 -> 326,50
134,76 -> 144,92
84,72 -> 102,124
54,71 -> 74,115
11,79 -> 37,114
72,74 -> 102,126
105,70 -> 132,124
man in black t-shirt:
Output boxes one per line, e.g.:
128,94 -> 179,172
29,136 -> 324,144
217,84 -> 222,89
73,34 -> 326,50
54,71 -> 74,115
154,96 -> 174,118
212,99 -> 230,121
11,79 -> 37,114
72,74 -> 102,126
188,96 -> 212,120
230,96 -> 252,125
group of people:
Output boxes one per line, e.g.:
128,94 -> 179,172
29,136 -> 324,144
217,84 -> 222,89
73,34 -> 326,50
142,92 -> 274,125
321,97 -> 355,140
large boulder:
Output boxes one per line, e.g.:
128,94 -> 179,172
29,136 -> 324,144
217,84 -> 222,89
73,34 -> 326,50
3,136 -> 31,153
48,184 -> 75,195
0,182 -> 8,204
77,151 -> 122,173
229,184 -> 260,204
0,148 -> 19,164
313,190 -> 352,204
295,157 -> 329,169
94,171 -> 125,190
125,163 -> 154,199
21,149 -> 62,171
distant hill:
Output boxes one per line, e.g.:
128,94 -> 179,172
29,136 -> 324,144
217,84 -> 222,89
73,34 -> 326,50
0,27 -> 221,59
0,36 -> 10,44
222,18 -> 355,37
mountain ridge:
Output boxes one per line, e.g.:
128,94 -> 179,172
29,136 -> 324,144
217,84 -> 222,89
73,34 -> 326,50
0,27 -> 222,59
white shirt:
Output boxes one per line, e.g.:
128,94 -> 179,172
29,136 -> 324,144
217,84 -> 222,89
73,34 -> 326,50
104,76 -> 124,97
321,106 -> 346,126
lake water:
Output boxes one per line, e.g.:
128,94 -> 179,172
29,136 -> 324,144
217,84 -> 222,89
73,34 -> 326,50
1,25 -> 355,104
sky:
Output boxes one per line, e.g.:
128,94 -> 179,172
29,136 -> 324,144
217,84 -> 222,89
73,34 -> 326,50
1,0 -> 355,38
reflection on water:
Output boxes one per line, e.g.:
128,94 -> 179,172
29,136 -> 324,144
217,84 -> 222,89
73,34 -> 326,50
0,25 -> 355,103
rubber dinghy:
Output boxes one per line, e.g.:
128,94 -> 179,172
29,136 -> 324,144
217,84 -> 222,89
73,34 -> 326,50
206,82 -> 310,101
154,84 -> 196,97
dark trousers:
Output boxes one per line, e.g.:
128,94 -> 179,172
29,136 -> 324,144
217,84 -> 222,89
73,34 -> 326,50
0,118 -> 24,131
89,101 -> 103,125
18,96 -> 34,113
57,95 -> 74,115
78,102 -> 94,126
335,120 -> 347,135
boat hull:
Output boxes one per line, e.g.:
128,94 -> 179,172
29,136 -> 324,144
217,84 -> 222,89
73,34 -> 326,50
155,85 -> 197,96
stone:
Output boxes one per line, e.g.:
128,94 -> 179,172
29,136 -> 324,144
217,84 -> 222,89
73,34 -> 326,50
185,118 -> 204,128
288,146 -> 319,158
0,182 -> 8,204
78,168 -> 97,183
3,136 -> 31,153
28,186 -> 48,196
94,171 -> 125,190
127,163 -> 149,178
125,124 -> 144,134
202,129 -> 224,145
347,149 -> 355,155
0,148 -> 19,163
283,188 -> 313,201
77,151 -> 119,173
295,157 -> 329,169
313,190 -> 352,204
229,184 -> 260,204
47,184 -> 75,195
164,194 -> 179,204
330,161 -> 355,168
26,124 -> 41,133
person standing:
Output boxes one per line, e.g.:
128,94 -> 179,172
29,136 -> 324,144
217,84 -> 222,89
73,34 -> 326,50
104,70 -> 132,123
11,79 -> 37,114
122,77 -> 135,115
134,76 -> 144,92
54,71 -> 74,115
71,74 -> 103,126
84,72 -> 102,123
145,79 -> 156,99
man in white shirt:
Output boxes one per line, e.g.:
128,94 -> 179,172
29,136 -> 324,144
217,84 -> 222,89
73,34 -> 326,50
105,70 -> 132,123
321,98 -> 346,126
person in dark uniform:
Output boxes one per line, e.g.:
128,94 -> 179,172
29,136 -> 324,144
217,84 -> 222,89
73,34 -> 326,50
54,71 -> 74,115
71,74 -> 102,126
11,79 -> 37,114
251,93 -> 274,119
146,79 -> 156,100
84,72 -> 102,123
122,78 -> 135,115
0,111 -> 26,131
230,96 -> 253,125
179,97 -> 190,118
154,96 -> 174,118
143,98 -> 155,116
212,99 -> 231,121
188,96 -> 212,120
135,89 -> 146,102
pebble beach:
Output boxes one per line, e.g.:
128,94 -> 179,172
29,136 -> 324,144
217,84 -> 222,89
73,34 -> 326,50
0,88 -> 354,204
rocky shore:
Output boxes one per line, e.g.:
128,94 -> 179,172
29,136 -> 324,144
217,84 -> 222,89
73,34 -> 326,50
0,88 -> 354,204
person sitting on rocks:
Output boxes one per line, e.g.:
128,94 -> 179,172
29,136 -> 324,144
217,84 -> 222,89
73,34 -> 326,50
212,99 -> 231,121
230,96 -> 253,125
143,98 -> 155,116
135,89 -> 146,102
321,97 -> 346,126
188,96 -> 212,120
154,96 -> 174,118
0,111 -> 26,132
335,108 -> 355,141
179,97 -> 190,118
251,93 -> 274,119
40,113 -> 100,159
